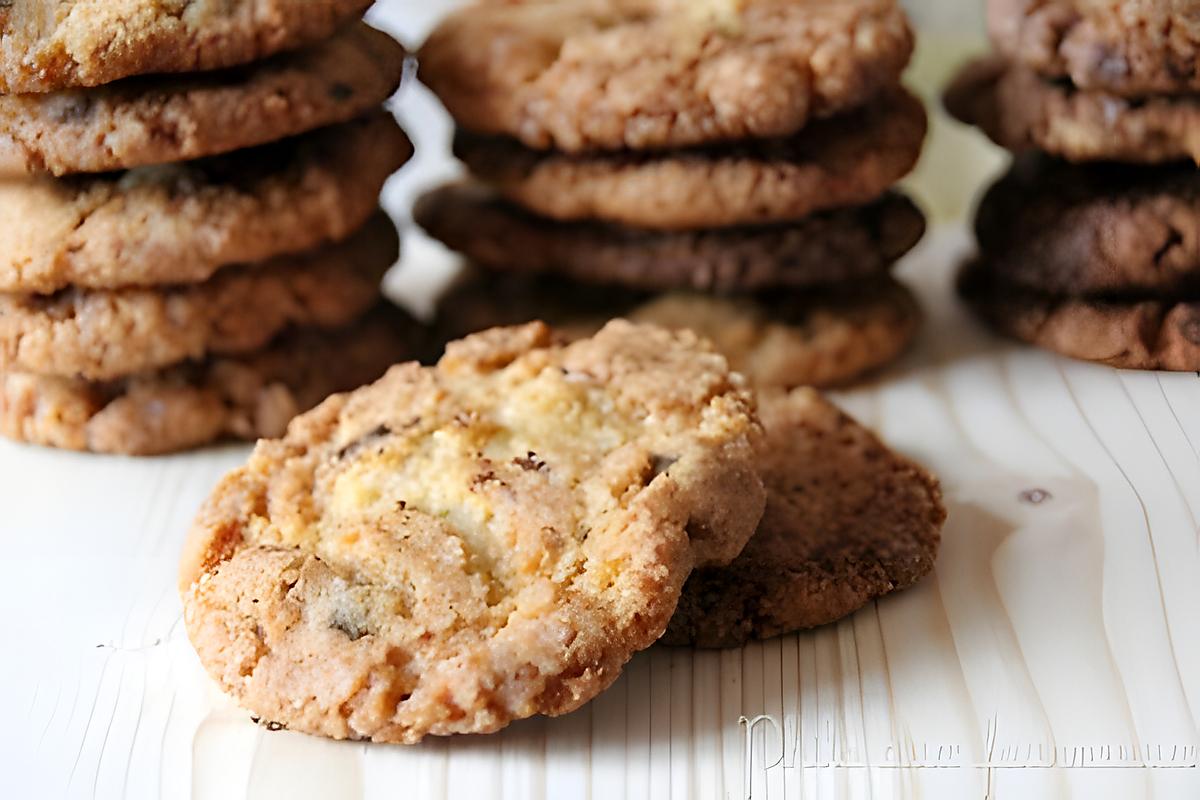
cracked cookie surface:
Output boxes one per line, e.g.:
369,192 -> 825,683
0,112 -> 410,294
988,0 -> 1200,96
959,262 -> 1200,371
455,88 -> 926,230
0,23 -> 406,176
0,304 -> 424,455
973,156 -> 1200,295
434,272 -> 921,389
415,184 -> 925,293
180,321 -> 766,742
0,213 -> 396,381
419,0 -> 912,152
663,388 -> 944,647
0,0 -> 373,93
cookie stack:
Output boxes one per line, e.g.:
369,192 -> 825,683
181,320 -> 945,742
413,0 -> 929,390
0,3 -> 425,454
946,0 -> 1200,370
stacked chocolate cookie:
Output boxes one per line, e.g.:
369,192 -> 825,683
947,0 -> 1200,370
0,3 -> 425,454
413,0 -> 929,390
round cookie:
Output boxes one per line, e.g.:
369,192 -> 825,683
0,24 -> 407,177
945,57 -> 1200,165
456,89 -> 927,230
662,388 -> 944,648
0,0 -> 373,94
974,156 -> 1200,296
0,213 -> 397,381
0,305 -> 424,455
179,321 -> 766,742
959,262 -> 1200,371
988,0 -> 1200,97
0,112 -> 411,295
434,272 -> 921,389
414,184 -> 925,293
419,0 -> 913,153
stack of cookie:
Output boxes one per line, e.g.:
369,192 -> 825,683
0,3 -> 425,454
946,0 -> 1200,370
181,320 -> 944,742
413,0 -> 929,390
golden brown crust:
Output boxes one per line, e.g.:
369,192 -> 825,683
0,305 -> 425,455
0,24 -> 407,176
663,389 -> 945,647
0,213 -> 396,381
180,321 -> 765,742
455,89 -> 926,230
0,0 -> 373,93
0,113 -> 411,294
419,0 -> 913,152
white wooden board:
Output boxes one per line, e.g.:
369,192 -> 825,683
1,3 -> 1197,798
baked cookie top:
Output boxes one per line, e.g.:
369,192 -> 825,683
0,0 -> 372,93
456,88 -> 927,230
0,23 -> 407,176
419,0 -> 913,152
988,0 -> 1200,96
664,388 -> 944,647
0,213 -> 395,381
180,321 -> 766,742
0,112 -> 410,295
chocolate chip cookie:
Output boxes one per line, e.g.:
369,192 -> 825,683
179,320 -> 766,742
414,184 -> 925,293
0,112 -> 411,294
0,213 -> 397,381
0,23 -> 407,176
456,88 -> 927,230
419,0 -> 913,152
663,388 -> 945,647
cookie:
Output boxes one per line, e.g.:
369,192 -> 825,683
0,213 -> 396,381
0,305 -> 423,455
414,184 -> 925,293
0,0 -> 373,94
988,0 -> 1200,97
945,56 -> 1200,165
434,272 -> 921,389
662,388 -> 944,647
178,321 -> 766,742
974,156 -> 1200,296
419,0 -> 913,153
0,112 -> 410,295
959,262 -> 1200,371
0,24 -> 407,177
455,88 -> 926,230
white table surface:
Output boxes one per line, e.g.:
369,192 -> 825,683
2,4 -> 1198,799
